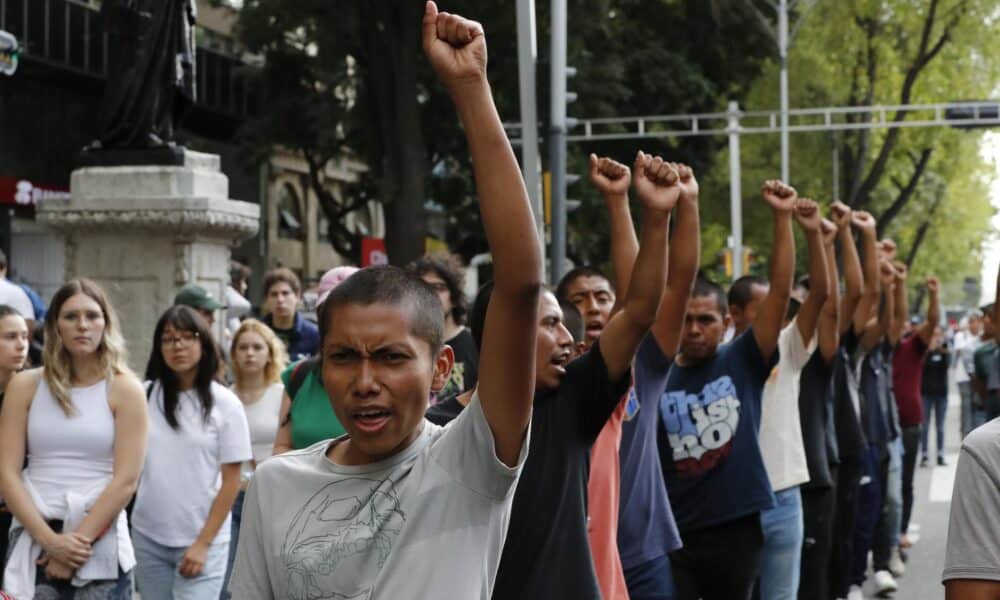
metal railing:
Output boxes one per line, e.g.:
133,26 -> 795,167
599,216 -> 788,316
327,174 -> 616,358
0,0 -> 255,119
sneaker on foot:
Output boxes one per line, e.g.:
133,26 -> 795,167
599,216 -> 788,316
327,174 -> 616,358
938,455 -> 947,466
920,455 -> 929,467
889,546 -> 906,577
847,584 -> 864,600
874,570 -> 899,595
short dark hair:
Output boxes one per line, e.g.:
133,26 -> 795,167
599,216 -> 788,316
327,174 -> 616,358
560,302 -> 585,344
469,281 -> 494,351
230,260 -> 251,287
145,305 -> 222,430
318,266 -> 445,353
693,276 -> 728,315
263,267 -> 301,296
728,275 -> 768,310
0,249 -> 7,270
0,304 -> 23,320
555,266 -> 613,304
408,252 -> 468,324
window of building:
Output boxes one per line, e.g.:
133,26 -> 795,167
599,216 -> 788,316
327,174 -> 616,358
277,182 -> 304,240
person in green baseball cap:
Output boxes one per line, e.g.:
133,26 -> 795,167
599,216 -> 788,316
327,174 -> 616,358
174,283 -> 225,327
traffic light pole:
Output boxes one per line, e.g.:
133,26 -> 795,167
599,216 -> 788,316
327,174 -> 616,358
727,101 -> 744,278
516,0 -> 546,274
549,0 -> 568,285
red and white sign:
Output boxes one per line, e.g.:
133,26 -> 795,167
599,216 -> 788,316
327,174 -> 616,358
0,177 -> 70,206
361,236 -> 388,267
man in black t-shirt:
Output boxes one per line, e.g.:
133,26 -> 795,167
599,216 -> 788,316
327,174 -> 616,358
797,202 -> 863,600
492,152 -> 681,600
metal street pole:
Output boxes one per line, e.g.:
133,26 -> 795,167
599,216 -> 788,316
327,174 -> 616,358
779,0 -> 790,183
516,0 -> 545,273
728,101 -> 744,278
549,0 -> 568,285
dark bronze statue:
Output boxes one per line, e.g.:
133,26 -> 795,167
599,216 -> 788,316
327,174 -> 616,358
80,0 -> 196,166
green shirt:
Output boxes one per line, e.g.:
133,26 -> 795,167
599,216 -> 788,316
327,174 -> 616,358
280,360 -> 346,449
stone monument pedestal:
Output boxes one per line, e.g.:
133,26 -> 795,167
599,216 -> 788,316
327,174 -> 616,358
37,151 -> 259,373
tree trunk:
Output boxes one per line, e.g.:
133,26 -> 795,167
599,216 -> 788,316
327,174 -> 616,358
361,0 -> 427,267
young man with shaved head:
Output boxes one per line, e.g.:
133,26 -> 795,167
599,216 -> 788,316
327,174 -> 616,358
229,5 -> 541,597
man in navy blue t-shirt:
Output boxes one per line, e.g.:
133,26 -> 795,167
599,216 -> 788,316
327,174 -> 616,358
657,179 -> 798,600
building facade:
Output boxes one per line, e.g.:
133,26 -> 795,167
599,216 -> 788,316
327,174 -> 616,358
0,0 -> 375,305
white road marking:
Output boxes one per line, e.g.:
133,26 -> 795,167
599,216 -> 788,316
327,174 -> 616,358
930,453 -> 960,503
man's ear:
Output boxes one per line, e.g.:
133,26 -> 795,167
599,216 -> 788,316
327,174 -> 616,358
722,314 -> 733,330
431,344 -> 456,392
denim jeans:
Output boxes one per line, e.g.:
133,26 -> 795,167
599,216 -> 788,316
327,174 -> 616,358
133,529 -> 229,600
921,394 -> 948,458
624,554 -> 677,600
219,490 -> 245,600
875,437 -> 903,570
758,487 -> 803,600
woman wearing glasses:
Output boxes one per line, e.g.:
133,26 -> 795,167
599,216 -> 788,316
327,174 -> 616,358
0,279 -> 147,599
132,305 -> 251,599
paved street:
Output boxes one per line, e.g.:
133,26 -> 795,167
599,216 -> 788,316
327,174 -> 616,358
861,388 -> 961,600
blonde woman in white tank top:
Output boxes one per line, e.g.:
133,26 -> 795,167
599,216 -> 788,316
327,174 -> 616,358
0,279 -> 148,599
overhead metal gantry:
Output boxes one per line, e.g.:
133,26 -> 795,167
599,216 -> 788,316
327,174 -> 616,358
507,100 -> 1000,277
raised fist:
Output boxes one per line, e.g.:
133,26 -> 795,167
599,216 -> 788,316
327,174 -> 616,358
821,218 -> 837,245
589,154 -> 631,199
761,180 -> 797,213
926,276 -> 940,294
633,151 -> 680,214
850,210 -> 877,234
793,198 -> 822,232
830,200 -> 852,229
892,260 -> 909,281
676,163 -> 699,204
422,2 -> 487,92
879,238 -> 897,261
880,260 -> 897,287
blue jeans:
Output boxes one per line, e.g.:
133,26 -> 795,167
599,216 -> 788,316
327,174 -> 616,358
133,529 -> 229,600
921,393 -> 948,458
624,553 -> 677,600
759,487 -> 803,600
219,490 -> 245,600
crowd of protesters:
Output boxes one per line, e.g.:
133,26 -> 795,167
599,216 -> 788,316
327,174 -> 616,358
0,3 -> 998,600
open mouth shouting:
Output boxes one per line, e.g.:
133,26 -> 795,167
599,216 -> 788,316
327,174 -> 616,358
352,406 -> 393,434
550,350 -> 571,376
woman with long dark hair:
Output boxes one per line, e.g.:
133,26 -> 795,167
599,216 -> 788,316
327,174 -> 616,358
131,306 -> 251,599
0,279 -> 147,598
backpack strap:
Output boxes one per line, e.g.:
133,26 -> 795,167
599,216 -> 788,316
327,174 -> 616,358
288,356 -> 321,400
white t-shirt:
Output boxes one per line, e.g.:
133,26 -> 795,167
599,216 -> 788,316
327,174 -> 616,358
229,392 -> 527,600
132,380 -> 253,547
233,382 -> 284,480
0,278 -> 34,320
759,320 -> 816,492
953,330 -> 978,384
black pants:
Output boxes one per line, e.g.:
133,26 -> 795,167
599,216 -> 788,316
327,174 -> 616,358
670,513 -> 764,600
871,445 -> 893,572
900,425 -> 921,535
829,460 -> 862,599
0,508 -> 10,587
799,476 -> 837,600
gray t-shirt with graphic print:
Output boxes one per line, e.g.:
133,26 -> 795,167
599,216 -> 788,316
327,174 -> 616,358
229,392 -> 526,600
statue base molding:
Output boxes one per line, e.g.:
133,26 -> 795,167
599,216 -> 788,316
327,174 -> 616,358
37,150 -> 259,372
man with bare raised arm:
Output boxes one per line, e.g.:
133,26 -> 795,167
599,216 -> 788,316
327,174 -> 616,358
580,154 -> 699,600
657,180 -> 796,600
228,4 -> 542,598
